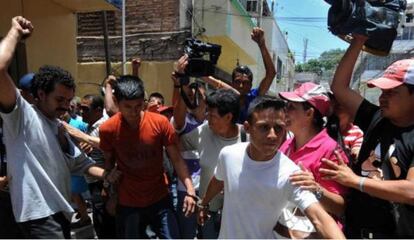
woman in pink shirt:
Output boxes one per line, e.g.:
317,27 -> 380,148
274,82 -> 349,239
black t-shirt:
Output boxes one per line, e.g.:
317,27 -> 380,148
346,99 -> 414,238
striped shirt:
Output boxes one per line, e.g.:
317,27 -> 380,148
343,124 -> 364,151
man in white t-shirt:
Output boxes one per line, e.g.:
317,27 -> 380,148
181,88 -> 244,238
198,96 -> 345,239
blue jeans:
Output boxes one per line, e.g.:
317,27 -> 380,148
116,196 -> 179,239
176,190 -> 198,238
198,210 -> 221,239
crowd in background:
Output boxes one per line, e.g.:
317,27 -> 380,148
0,16 -> 414,239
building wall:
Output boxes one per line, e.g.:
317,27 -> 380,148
77,0 -> 187,62
0,0 -> 78,79
77,61 -> 175,105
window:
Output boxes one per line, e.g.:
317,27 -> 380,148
246,0 -> 258,12
277,57 -> 282,80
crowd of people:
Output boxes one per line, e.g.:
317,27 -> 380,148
0,15 -> 413,239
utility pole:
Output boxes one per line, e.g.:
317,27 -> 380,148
303,38 -> 308,63
122,0 -> 126,74
258,0 -> 263,27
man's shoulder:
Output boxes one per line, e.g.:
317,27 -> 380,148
222,142 -> 248,154
99,112 -> 121,132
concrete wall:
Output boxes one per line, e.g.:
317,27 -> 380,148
77,61 -> 176,105
0,0 -> 78,78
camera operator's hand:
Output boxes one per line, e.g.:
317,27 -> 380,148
176,55 -> 189,74
251,27 -> 265,47
171,72 -> 181,86
352,34 -> 369,44
11,16 -> 34,40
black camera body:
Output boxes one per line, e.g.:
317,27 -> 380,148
184,38 -> 222,77
326,0 -> 406,56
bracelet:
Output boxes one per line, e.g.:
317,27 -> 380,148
359,177 -> 367,192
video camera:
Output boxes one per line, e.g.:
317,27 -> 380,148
183,38 -> 222,78
326,0 -> 406,56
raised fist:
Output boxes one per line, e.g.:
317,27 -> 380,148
11,16 -> 34,39
251,27 -> 265,47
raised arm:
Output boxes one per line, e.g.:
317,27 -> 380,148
103,75 -> 119,116
331,35 -> 367,120
251,27 -> 276,96
0,16 -> 33,112
132,58 -> 141,77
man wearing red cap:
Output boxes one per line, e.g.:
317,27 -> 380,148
326,35 -> 414,238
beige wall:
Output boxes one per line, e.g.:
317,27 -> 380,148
77,61 -> 176,105
0,0 -> 78,79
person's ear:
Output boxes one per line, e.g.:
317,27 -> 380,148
224,112 -> 233,124
37,89 -> 46,101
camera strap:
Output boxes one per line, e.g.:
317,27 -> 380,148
180,83 -> 200,110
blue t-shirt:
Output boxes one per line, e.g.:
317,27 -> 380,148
237,88 -> 259,124
69,117 -> 88,133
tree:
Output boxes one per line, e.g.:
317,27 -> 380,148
295,48 -> 345,76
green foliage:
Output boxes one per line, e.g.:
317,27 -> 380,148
295,48 -> 345,76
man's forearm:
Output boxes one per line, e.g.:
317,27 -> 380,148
0,29 -> 20,71
258,42 -> 276,95
86,165 -> 105,179
331,39 -> 364,93
201,177 -> 224,206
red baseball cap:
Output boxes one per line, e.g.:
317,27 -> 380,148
279,82 -> 331,116
367,59 -> 414,89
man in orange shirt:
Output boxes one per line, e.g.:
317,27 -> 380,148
99,75 -> 196,238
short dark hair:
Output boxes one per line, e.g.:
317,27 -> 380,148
113,75 -> 145,102
206,89 -> 240,124
31,65 -> 76,98
149,92 -> 165,105
232,65 -> 253,82
83,94 -> 104,110
247,96 -> 286,123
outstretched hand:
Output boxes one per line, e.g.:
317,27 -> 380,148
290,162 -> 320,192
319,151 -> 359,187
251,27 -> 265,47
11,16 -> 34,40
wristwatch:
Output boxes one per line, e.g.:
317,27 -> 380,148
315,187 -> 324,200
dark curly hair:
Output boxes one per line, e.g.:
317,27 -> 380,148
31,65 -> 76,98
206,89 -> 240,124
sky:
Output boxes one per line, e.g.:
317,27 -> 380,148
270,0 -> 348,63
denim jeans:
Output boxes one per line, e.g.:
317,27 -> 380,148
198,210 -> 221,239
116,195 -> 179,239
17,212 -> 70,239
176,190 -> 198,238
